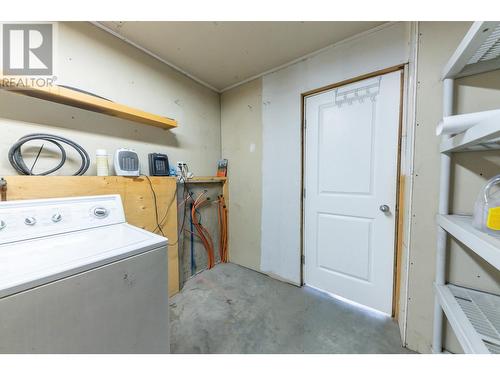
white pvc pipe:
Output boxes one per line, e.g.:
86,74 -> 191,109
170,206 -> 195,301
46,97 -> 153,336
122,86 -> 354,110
436,109 -> 500,136
432,78 -> 454,354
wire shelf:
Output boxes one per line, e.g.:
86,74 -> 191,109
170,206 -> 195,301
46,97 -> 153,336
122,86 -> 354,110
468,24 -> 500,65
435,284 -> 500,354
449,285 -> 500,353
443,22 -> 500,79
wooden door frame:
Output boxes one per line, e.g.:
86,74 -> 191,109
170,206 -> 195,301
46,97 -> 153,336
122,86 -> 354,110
300,64 -> 406,318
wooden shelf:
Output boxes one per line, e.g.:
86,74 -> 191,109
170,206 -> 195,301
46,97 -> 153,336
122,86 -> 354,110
185,176 -> 227,184
435,284 -> 500,354
437,214 -> 500,271
1,83 -> 177,130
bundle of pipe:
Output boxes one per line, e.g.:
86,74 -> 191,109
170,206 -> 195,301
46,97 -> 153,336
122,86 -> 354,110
191,192 -> 216,268
436,109 -> 500,136
181,190 -> 228,269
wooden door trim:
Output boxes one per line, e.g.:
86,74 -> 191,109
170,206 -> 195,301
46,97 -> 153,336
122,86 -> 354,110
300,64 -> 406,318
302,64 -> 405,97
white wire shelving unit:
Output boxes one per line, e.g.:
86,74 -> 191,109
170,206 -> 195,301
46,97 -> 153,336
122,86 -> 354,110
440,113 -> 500,153
433,21 -> 500,354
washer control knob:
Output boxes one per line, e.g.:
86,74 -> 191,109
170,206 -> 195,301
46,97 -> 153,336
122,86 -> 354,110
0,220 -> 6,230
52,213 -> 62,223
24,217 -> 37,226
93,207 -> 109,218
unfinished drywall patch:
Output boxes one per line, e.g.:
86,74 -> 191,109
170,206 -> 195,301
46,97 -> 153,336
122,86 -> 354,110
221,79 -> 263,271
406,21 -> 500,354
260,22 -> 411,285
0,22 -> 221,177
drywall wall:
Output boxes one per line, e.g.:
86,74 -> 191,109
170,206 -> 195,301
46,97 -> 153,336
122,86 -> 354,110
260,22 -> 412,285
406,21 -> 500,353
221,78 -> 263,271
0,22 -> 220,177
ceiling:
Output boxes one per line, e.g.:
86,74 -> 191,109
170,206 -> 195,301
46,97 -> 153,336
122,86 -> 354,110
97,21 -> 385,92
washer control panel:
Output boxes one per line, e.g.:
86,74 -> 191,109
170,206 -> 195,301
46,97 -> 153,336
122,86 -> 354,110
0,195 -> 125,244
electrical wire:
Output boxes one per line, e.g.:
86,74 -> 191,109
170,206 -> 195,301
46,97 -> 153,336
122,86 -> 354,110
142,175 -> 165,237
141,174 -> 183,245
8,133 -> 90,176
191,191 -> 216,269
162,183 -> 189,248
157,180 -> 181,229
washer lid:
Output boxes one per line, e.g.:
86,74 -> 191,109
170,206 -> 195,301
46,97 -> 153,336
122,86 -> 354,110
0,223 -> 167,299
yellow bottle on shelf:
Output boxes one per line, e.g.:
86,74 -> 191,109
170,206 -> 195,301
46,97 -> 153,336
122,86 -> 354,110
473,175 -> 500,237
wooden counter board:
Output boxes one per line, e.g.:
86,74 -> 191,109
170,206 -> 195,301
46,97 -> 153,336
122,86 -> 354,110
2,176 -> 179,296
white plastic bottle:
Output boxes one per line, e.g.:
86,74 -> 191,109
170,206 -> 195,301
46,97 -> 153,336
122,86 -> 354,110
96,149 -> 109,176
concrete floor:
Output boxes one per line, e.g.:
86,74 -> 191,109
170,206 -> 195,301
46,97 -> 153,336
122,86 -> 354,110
170,263 -> 413,354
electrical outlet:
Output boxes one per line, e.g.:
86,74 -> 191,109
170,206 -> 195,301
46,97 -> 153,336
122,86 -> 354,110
176,161 -> 184,174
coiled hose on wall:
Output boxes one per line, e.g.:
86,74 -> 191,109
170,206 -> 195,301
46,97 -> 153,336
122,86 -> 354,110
8,133 -> 90,176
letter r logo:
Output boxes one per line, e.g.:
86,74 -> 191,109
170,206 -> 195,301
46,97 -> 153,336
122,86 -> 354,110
2,24 -> 53,75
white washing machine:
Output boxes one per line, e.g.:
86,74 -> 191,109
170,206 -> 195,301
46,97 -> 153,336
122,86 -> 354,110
0,194 -> 169,353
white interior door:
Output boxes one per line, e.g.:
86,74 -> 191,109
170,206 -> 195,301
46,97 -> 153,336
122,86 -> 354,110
304,71 -> 402,315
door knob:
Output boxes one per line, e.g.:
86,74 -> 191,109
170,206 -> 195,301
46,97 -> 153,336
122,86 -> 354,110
379,205 -> 390,213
